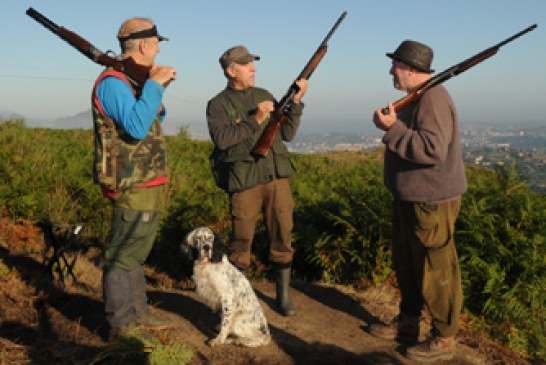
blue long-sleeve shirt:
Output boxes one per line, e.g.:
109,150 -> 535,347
96,77 -> 166,140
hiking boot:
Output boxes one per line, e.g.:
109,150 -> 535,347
135,311 -> 172,330
109,322 -> 156,351
368,313 -> 427,344
406,333 -> 456,362
109,322 -> 140,342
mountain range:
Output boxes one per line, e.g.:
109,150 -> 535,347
0,109 -> 187,136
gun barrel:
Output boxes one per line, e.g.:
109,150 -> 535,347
26,7 -> 60,34
497,23 -> 537,49
321,11 -> 347,46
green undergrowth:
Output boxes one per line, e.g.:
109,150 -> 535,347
1,120 -> 544,362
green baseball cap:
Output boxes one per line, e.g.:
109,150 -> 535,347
219,45 -> 260,69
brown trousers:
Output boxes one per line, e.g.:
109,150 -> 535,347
392,198 -> 463,337
228,178 -> 294,269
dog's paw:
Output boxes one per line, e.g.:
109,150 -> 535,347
208,337 -> 223,347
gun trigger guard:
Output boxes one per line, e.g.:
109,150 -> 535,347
283,101 -> 293,114
105,49 -> 118,59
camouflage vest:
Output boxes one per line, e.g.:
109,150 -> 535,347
92,70 -> 167,191
210,87 -> 295,193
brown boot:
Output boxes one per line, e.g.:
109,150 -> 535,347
109,322 -> 154,341
135,311 -> 172,330
406,333 -> 456,362
109,322 -> 137,342
109,322 -> 156,351
368,313 -> 428,344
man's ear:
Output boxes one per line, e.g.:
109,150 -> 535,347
138,38 -> 148,54
226,64 -> 236,78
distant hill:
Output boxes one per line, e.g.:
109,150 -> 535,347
3,109 -> 191,136
0,110 -> 25,121
0,109 -> 93,130
28,109 -> 93,130
49,109 -> 93,129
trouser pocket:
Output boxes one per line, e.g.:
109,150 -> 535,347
413,201 -> 458,249
105,207 -> 161,270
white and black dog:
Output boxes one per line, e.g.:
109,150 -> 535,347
181,227 -> 271,347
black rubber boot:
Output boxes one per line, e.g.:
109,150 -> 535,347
275,264 -> 296,316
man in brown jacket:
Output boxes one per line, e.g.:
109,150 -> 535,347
370,40 -> 467,362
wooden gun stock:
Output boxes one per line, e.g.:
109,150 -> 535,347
382,23 -> 537,114
252,11 -> 347,157
26,7 -> 150,85
252,112 -> 288,157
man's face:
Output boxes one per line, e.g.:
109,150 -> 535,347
228,62 -> 256,90
389,60 -> 413,91
142,36 -> 160,66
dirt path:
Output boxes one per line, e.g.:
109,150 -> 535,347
146,280 -> 489,365
0,244 -> 526,365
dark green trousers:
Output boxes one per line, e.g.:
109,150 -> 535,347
392,198 -> 463,337
102,186 -> 164,328
103,207 -> 160,271
103,185 -> 164,271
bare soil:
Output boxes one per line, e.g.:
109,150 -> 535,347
0,219 -> 531,365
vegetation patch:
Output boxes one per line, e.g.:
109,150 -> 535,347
1,120 -> 544,363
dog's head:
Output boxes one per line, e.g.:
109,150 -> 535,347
181,227 -> 224,264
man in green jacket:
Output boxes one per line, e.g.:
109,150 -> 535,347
207,45 -> 308,316
370,40 -> 467,362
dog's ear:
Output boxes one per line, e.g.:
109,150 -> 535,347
179,241 -> 195,262
185,229 -> 197,246
180,228 -> 198,261
211,236 -> 225,263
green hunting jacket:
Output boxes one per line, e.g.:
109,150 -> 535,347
207,86 -> 304,193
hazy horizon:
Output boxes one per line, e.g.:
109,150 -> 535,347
1,0 -> 544,137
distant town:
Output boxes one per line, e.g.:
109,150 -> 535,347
288,123 -> 546,193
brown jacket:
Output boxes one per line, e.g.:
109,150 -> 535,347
382,85 -> 467,203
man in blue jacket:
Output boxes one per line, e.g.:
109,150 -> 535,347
92,17 -> 177,342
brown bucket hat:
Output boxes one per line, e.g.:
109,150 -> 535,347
387,40 -> 434,73
219,45 -> 260,69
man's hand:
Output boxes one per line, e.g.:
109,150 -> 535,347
255,100 -> 274,125
373,102 -> 397,131
293,79 -> 309,104
149,65 -> 177,87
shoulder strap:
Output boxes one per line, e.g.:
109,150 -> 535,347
92,70 -> 135,117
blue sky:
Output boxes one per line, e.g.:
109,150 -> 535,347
1,0 -> 544,136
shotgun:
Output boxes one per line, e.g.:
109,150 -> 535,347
26,7 -> 150,85
382,23 -> 537,114
252,11 -> 347,157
